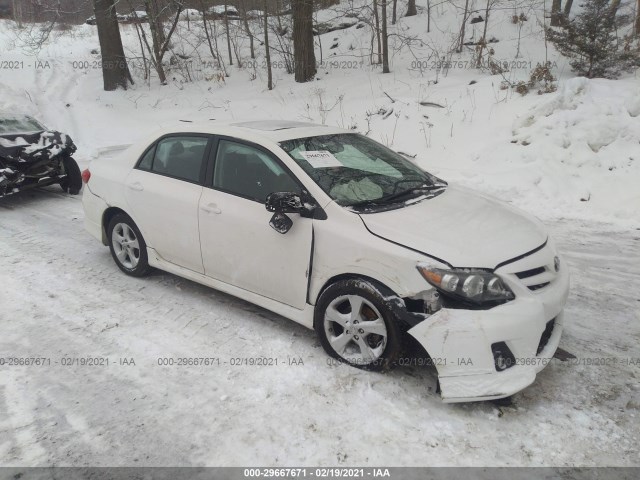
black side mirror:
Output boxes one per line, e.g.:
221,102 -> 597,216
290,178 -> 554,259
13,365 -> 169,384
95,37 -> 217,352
265,192 -> 302,234
265,191 -> 303,214
269,212 -> 294,234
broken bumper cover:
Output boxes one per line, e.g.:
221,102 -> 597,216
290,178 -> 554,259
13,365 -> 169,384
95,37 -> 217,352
408,257 -> 569,403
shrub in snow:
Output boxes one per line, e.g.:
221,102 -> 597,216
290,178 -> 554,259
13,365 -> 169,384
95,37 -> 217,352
546,0 -> 640,79
528,62 -> 557,95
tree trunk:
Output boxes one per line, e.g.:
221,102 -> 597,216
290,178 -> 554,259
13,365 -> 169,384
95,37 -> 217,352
373,0 -> 381,63
476,0 -> 491,68
292,0 -> 316,82
381,0 -> 389,73
563,0 -> 573,17
392,0 -> 397,24
12,0 -> 23,27
144,0 -> 166,83
94,0 -> 132,90
406,0 -> 417,17
240,0 -> 255,59
458,0 -> 470,52
263,1 -> 273,89
225,5 -> 233,66
427,0 -> 431,32
128,1 -> 150,80
550,0 -> 562,26
636,0 -> 640,36
609,0 -> 621,15
143,0 -> 182,85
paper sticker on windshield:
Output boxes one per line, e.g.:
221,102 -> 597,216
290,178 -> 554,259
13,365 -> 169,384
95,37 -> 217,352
299,150 -> 342,168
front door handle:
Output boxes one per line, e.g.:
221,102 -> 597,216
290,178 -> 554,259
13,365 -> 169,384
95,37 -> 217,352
201,203 -> 221,214
127,181 -> 144,191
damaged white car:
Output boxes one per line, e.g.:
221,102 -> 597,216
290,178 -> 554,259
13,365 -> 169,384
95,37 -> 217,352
82,120 -> 570,403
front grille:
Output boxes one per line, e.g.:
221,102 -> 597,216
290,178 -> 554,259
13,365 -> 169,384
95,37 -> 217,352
513,264 -> 554,292
536,318 -> 556,355
515,266 -> 546,279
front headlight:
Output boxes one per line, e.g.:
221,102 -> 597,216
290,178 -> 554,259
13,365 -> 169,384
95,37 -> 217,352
417,266 -> 515,306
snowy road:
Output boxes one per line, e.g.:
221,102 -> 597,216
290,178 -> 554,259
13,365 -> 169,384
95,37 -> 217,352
0,187 -> 639,467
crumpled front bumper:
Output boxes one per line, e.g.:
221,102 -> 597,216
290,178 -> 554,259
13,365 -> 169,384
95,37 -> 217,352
408,246 -> 570,403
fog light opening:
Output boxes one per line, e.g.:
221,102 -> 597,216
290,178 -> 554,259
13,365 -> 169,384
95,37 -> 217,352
491,342 -> 515,372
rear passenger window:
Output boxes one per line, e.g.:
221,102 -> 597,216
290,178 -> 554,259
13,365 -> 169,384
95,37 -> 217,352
151,136 -> 208,183
138,146 -> 155,170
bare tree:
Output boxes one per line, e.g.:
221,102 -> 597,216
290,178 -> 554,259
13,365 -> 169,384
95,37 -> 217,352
636,0 -> 640,36
239,0 -> 255,59
292,0 -> 316,82
128,3 -> 150,80
564,0 -> 574,17
12,0 -> 23,27
93,0 -> 133,90
141,0 -> 183,84
550,0 -> 562,26
373,0 -> 381,63
406,0 -> 417,17
381,0 -> 390,72
392,0 -> 397,24
263,0 -> 273,89
457,0 -> 471,52
224,4 -> 233,66
475,0 -> 497,67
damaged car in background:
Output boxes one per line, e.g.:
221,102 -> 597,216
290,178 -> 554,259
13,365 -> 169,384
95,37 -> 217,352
0,114 -> 82,197
82,120 -> 570,403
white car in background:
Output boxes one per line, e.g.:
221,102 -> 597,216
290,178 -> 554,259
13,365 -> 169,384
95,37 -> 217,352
82,120 -> 570,403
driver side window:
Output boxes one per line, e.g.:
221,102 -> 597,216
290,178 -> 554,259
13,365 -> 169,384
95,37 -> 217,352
213,140 -> 300,202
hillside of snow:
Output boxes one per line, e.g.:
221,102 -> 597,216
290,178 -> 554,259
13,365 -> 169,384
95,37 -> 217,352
0,1 -> 638,227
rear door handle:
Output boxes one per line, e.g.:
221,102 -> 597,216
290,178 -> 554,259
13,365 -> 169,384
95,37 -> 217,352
127,182 -> 144,191
201,203 -> 221,214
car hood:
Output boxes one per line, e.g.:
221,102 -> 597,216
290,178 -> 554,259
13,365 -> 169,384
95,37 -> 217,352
359,184 -> 547,269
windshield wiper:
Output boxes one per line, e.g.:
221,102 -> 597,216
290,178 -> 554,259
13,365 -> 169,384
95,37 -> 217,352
348,184 -> 441,208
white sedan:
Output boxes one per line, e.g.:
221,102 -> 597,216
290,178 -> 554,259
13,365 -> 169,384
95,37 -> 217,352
82,120 -> 570,403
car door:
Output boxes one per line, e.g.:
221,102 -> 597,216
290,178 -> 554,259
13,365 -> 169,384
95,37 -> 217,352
125,134 -> 211,274
198,138 -> 313,309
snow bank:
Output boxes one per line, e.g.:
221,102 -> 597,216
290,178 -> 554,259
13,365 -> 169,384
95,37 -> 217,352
510,77 -> 640,224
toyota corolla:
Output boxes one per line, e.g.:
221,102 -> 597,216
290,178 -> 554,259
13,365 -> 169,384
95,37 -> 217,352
82,120 -> 570,402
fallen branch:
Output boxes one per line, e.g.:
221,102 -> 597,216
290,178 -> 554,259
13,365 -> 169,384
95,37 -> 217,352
419,101 -> 445,108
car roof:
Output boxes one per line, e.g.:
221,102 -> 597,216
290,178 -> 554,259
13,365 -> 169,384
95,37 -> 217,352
162,119 -> 349,143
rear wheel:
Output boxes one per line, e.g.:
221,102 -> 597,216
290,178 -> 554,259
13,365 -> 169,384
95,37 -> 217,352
107,213 -> 151,277
59,156 -> 82,195
315,279 -> 402,372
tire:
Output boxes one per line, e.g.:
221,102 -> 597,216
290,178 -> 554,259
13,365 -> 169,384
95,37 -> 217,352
314,278 -> 402,372
60,156 -> 82,195
107,213 -> 151,277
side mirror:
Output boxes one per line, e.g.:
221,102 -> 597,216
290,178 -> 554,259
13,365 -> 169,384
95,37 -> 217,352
269,212 -> 294,234
265,192 -> 304,234
265,191 -> 303,214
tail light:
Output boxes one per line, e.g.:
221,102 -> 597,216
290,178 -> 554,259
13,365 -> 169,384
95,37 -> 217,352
81,168 -> 91,183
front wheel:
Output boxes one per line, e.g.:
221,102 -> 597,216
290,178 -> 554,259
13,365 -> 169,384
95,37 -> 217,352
59,156 -> 82,195
315,279 -> 402,372
107,213 -> 151,277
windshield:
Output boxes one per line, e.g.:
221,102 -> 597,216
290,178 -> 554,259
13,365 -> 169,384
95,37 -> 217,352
0,115 -> 46,134
279,133 -> 445,208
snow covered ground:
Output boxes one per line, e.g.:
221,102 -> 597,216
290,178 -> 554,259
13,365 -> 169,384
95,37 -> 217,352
1,0 -> 639,467
1,189 -> 639,466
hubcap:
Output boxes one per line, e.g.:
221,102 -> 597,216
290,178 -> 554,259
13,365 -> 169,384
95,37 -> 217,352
324,295 -> 387,364
112,222 -> 140,269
